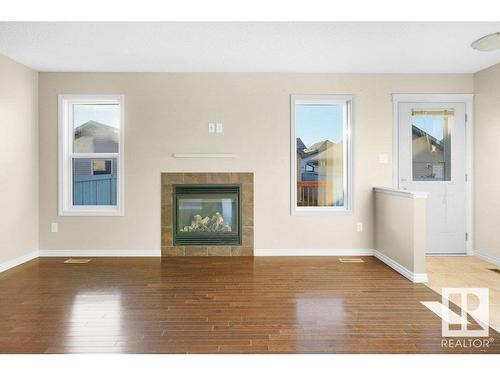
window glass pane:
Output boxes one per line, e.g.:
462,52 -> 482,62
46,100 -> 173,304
73,158 -> 117,205
73,104 -> 120,153
411,109 -> 453,181
296,104 -> 344,207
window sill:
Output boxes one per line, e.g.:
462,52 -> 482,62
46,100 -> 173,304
292,207 -> 353,216
59,207 -> 124,217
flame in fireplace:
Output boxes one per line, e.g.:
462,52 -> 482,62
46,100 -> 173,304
180,212 -> 232,233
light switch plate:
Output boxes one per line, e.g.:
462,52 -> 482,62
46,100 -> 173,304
51,223 -> 58,233
208,123 -> 216,133
216,123 -> 223,133
356,222 -> 363,233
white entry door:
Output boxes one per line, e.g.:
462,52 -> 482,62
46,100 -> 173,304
398,101 -> 467,254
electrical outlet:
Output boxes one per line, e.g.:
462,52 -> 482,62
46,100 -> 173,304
208,123 -> 216,133
51,223 -> 59,233
356,222 -> 363,233
216,123 -> 223,133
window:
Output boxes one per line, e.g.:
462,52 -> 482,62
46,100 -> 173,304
291,95 -> 352,214
59,95 -> 124,216
411,109 -> 453,181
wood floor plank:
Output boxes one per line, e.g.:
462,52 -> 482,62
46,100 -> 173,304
0,256 -> 498,353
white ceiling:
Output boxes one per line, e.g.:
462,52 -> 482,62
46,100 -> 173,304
0,22 -> 499,73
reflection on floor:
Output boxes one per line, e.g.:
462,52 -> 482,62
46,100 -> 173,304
426,255 -> 500,332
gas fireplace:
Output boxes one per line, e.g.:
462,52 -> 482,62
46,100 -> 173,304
161,172 -> 253,257
173,185 -> 242,246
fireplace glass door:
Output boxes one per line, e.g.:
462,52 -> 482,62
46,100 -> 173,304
173,185 -> 241,245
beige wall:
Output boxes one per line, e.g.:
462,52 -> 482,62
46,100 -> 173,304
0,54 -> 38,264
38,73 -> 473,251
374,190 -> 427,275
474,63 -> 500,263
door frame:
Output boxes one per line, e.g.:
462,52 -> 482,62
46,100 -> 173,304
392,93 -> 474,255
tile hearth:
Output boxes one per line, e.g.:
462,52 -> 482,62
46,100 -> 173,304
161,172 -> 254,256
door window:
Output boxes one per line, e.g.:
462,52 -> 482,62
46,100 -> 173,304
411,109 -> 453,181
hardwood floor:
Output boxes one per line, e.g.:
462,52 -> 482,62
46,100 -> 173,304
0,256 -> 499,354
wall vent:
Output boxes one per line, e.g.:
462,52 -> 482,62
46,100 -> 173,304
339,258 -> 364,263
64,259 -> 92,264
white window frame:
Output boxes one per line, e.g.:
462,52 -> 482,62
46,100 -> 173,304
290,94 -> 353,215
58,94 -> 124,216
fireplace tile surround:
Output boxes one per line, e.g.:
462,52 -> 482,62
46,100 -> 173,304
161,173 -> 254,256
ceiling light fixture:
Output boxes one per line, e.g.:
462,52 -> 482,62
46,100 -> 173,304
471,32 -> 500,51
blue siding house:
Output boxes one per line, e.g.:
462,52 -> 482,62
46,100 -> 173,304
73,120 -> 118,205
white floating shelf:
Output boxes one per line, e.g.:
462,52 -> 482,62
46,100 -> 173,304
172,153 -> 236,158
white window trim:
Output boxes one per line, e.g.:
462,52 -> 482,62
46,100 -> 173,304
290,94 -> 354,216
58,94 -> 125,216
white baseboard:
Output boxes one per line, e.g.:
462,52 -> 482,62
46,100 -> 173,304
254,248 -> 374,256
373,250 -> 428,283
473,250 -> 500,266
0,251 -> 39,274
411,273 -> 429,283
38,249 -> 161,257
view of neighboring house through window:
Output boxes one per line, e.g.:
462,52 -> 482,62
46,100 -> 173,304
411,109 -> 453,181
59,95 -> 123,215
292,95 -> 352,213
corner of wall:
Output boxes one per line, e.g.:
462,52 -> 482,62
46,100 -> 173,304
0,53 -> 40,268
